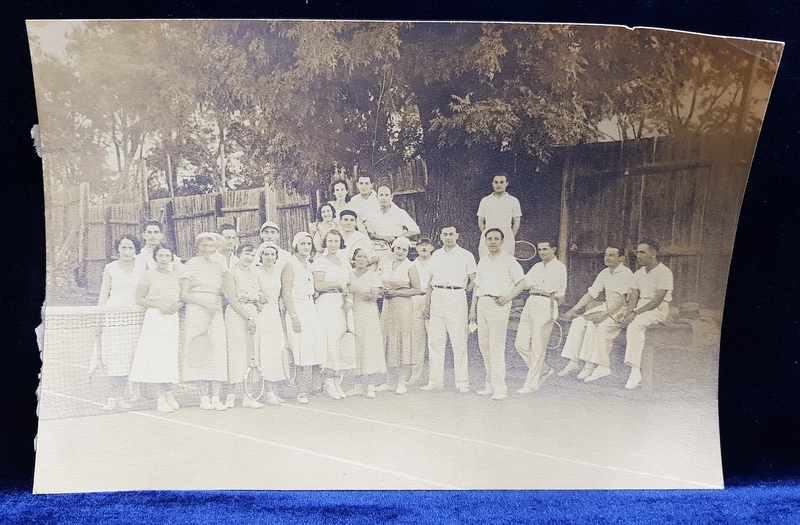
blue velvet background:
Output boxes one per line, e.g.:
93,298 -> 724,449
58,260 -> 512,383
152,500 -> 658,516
3,0 -> 799,522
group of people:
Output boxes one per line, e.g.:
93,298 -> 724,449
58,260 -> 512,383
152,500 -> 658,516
93,173 -> 674,413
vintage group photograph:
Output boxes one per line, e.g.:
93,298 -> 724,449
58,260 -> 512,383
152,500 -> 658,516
27,20 -> 782,492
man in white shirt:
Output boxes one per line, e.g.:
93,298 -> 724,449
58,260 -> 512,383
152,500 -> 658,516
368,185 -> 421,243
136,220 -> 182,271
409,237 -> 434,385
557,245 -> 634,382
345,175 -> 380,234
477,173 -> 522,259
211,223 -> 239,269
499,240 -> 566,393
421,226 -> 477,393
469,228 -> 524,400
335,210 -> 374,263
254,221 -> 292,269
589,240 -> 674,389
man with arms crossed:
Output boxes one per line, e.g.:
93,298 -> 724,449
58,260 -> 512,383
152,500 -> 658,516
499,240 -> 566,393
422,226 -> 477,393
469,228 -> 524,400
586,240 -> 673,389
477,173 -> 522,259
557,245 -> 634,381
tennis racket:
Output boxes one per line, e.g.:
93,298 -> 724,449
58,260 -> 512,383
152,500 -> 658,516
340,308 -> 357,370
545,320 -> 565,350
243,314 -> 265,401
281,312 -> 297,384
187,323 -> 214,368
514,240 -> 538,261
606,291 -> 628,323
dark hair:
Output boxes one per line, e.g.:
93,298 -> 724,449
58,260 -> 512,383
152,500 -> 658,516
606,244 -> 626,257
484,227 -> 505,240
115,233 -> 141,254
377,185 -> 392,195
339,209 -> 358,220
417,237 -> 433,246
538,240 -> 558,250
352,247 -> 368,261
357,174 -> 373,182
493,172 -> 509,182
141,220 -> 163,233
440,225 -> 458,233
331,179 -> 350,198
217,223 -> 236,235
321,228 -> 346,249
152,243 -> 174,255
638,239 -> 660,253
318,203 -> 336,222
236,243 -> 255,256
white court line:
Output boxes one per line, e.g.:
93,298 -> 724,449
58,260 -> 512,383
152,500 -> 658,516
39,389 -> 459,489
286,404 -> 721,489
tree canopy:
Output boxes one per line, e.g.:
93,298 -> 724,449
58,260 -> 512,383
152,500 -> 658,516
29,21 -> 781,199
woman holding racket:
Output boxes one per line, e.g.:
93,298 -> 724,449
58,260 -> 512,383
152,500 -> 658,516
180,232 -> 229,411
98,233 -> 145,410
312,229 -> 354,399
378,237 -> 421,395
129,244 -> 182,413
255,242 -> 287,405
223,243 -> 264,409
346,248 -> 387,398
281,232 -> 325,404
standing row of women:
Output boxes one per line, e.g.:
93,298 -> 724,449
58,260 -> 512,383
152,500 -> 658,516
96,213 -> 425,413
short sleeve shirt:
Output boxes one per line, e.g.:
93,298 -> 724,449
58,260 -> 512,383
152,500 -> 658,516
427,246 -> 477,288
474,252 -> 525,297
586,265 -> 635,299
345,192 -> 380,223
370,203 -> 419,238
632,263 -> 673,303
477,193 -> 522,229
524,258 -> 567,297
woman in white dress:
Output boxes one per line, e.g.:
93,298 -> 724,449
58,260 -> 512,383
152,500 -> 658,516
281,232 -> 325,404
378,237 -> 421,394
255,242 -> 287,405
180,232 -> 228,411
129,244 -> 182,413
223,243 -> 263,409
312,229 -> 353,399
346,248 -> 387,398
97,234 -> 144,410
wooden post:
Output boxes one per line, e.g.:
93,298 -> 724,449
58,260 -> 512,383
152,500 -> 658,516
78,182 -> 87,283
557,152 -> 571,265
104,207 -> 113,263
166,153 -> 175,199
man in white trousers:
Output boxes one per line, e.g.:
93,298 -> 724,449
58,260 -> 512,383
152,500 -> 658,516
587,240 -> 673,389
557,245 -> 634,381
499,240 -> 566,393
422,226 -> 477,393
469,228 -> 524,400
477,173 -> 522,259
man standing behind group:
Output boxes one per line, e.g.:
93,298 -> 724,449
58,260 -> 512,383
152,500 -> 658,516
211,224 -> 239,269
500,240 -> 566,393
368,186 -> 420,244
137,221 -> 182,271
557,245 -> 634,382
477,173 -> 522,259
255,221 -> 292,269
422,226 -> 476,393
346,175 -> 380,234
469,228 -> 524,400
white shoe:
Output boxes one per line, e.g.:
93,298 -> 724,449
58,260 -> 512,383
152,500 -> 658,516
225,393 -> 236,408
585,366 -> 611,382
211,396 -> 227,411
535,367 -> 555,389
577,364 -> 596,380
491,392 -> 507,401
117,399 -> 132,410
420,383 -> 441,391
457,386 -> 470,394
297,393 -> 309,404
199,396 -> 213,410
102,398 -> 117,411
373,383 -> 391,392
242,396 -> 264,408
345,384 -> 365,397
165,392 -> 180,410
395,384 -> 408,395
558,361 -> 581,377
625,368 -> 642,390
366,384 -> 376,399
265,392 -> 283,406
516,386 -> 534,394
324,379 -> 342,399
156,397 -> 174,413
334,378 -> 348,399
477,387 -> 493,396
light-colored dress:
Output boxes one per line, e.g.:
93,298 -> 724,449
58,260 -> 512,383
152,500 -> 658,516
180,257 -> 228,382
284,256 -> 325,367
256,264 -> 287,382
225,264 -> 260,384
348,270 -> 387,376
129,269 -> 181,384
312,255 -> 353,371
100,260 -> 144,377
379,258 -> 416,368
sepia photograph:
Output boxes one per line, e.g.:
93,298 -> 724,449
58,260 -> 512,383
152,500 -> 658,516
27,19 -> 782,493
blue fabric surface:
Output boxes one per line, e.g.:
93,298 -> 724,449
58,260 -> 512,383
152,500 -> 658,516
2,480 -> 800,524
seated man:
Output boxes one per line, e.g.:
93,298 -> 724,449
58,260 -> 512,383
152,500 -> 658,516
367,185 -> 420,264
557,244 -> 634,381
586,240 -> 674,389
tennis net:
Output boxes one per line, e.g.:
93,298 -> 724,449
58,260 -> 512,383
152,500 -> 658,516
39,306 -> 198,419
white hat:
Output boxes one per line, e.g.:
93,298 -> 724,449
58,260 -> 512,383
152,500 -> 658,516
292,232 -> 312,249
391,237 -> 412,250
260,220 -> 280,232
